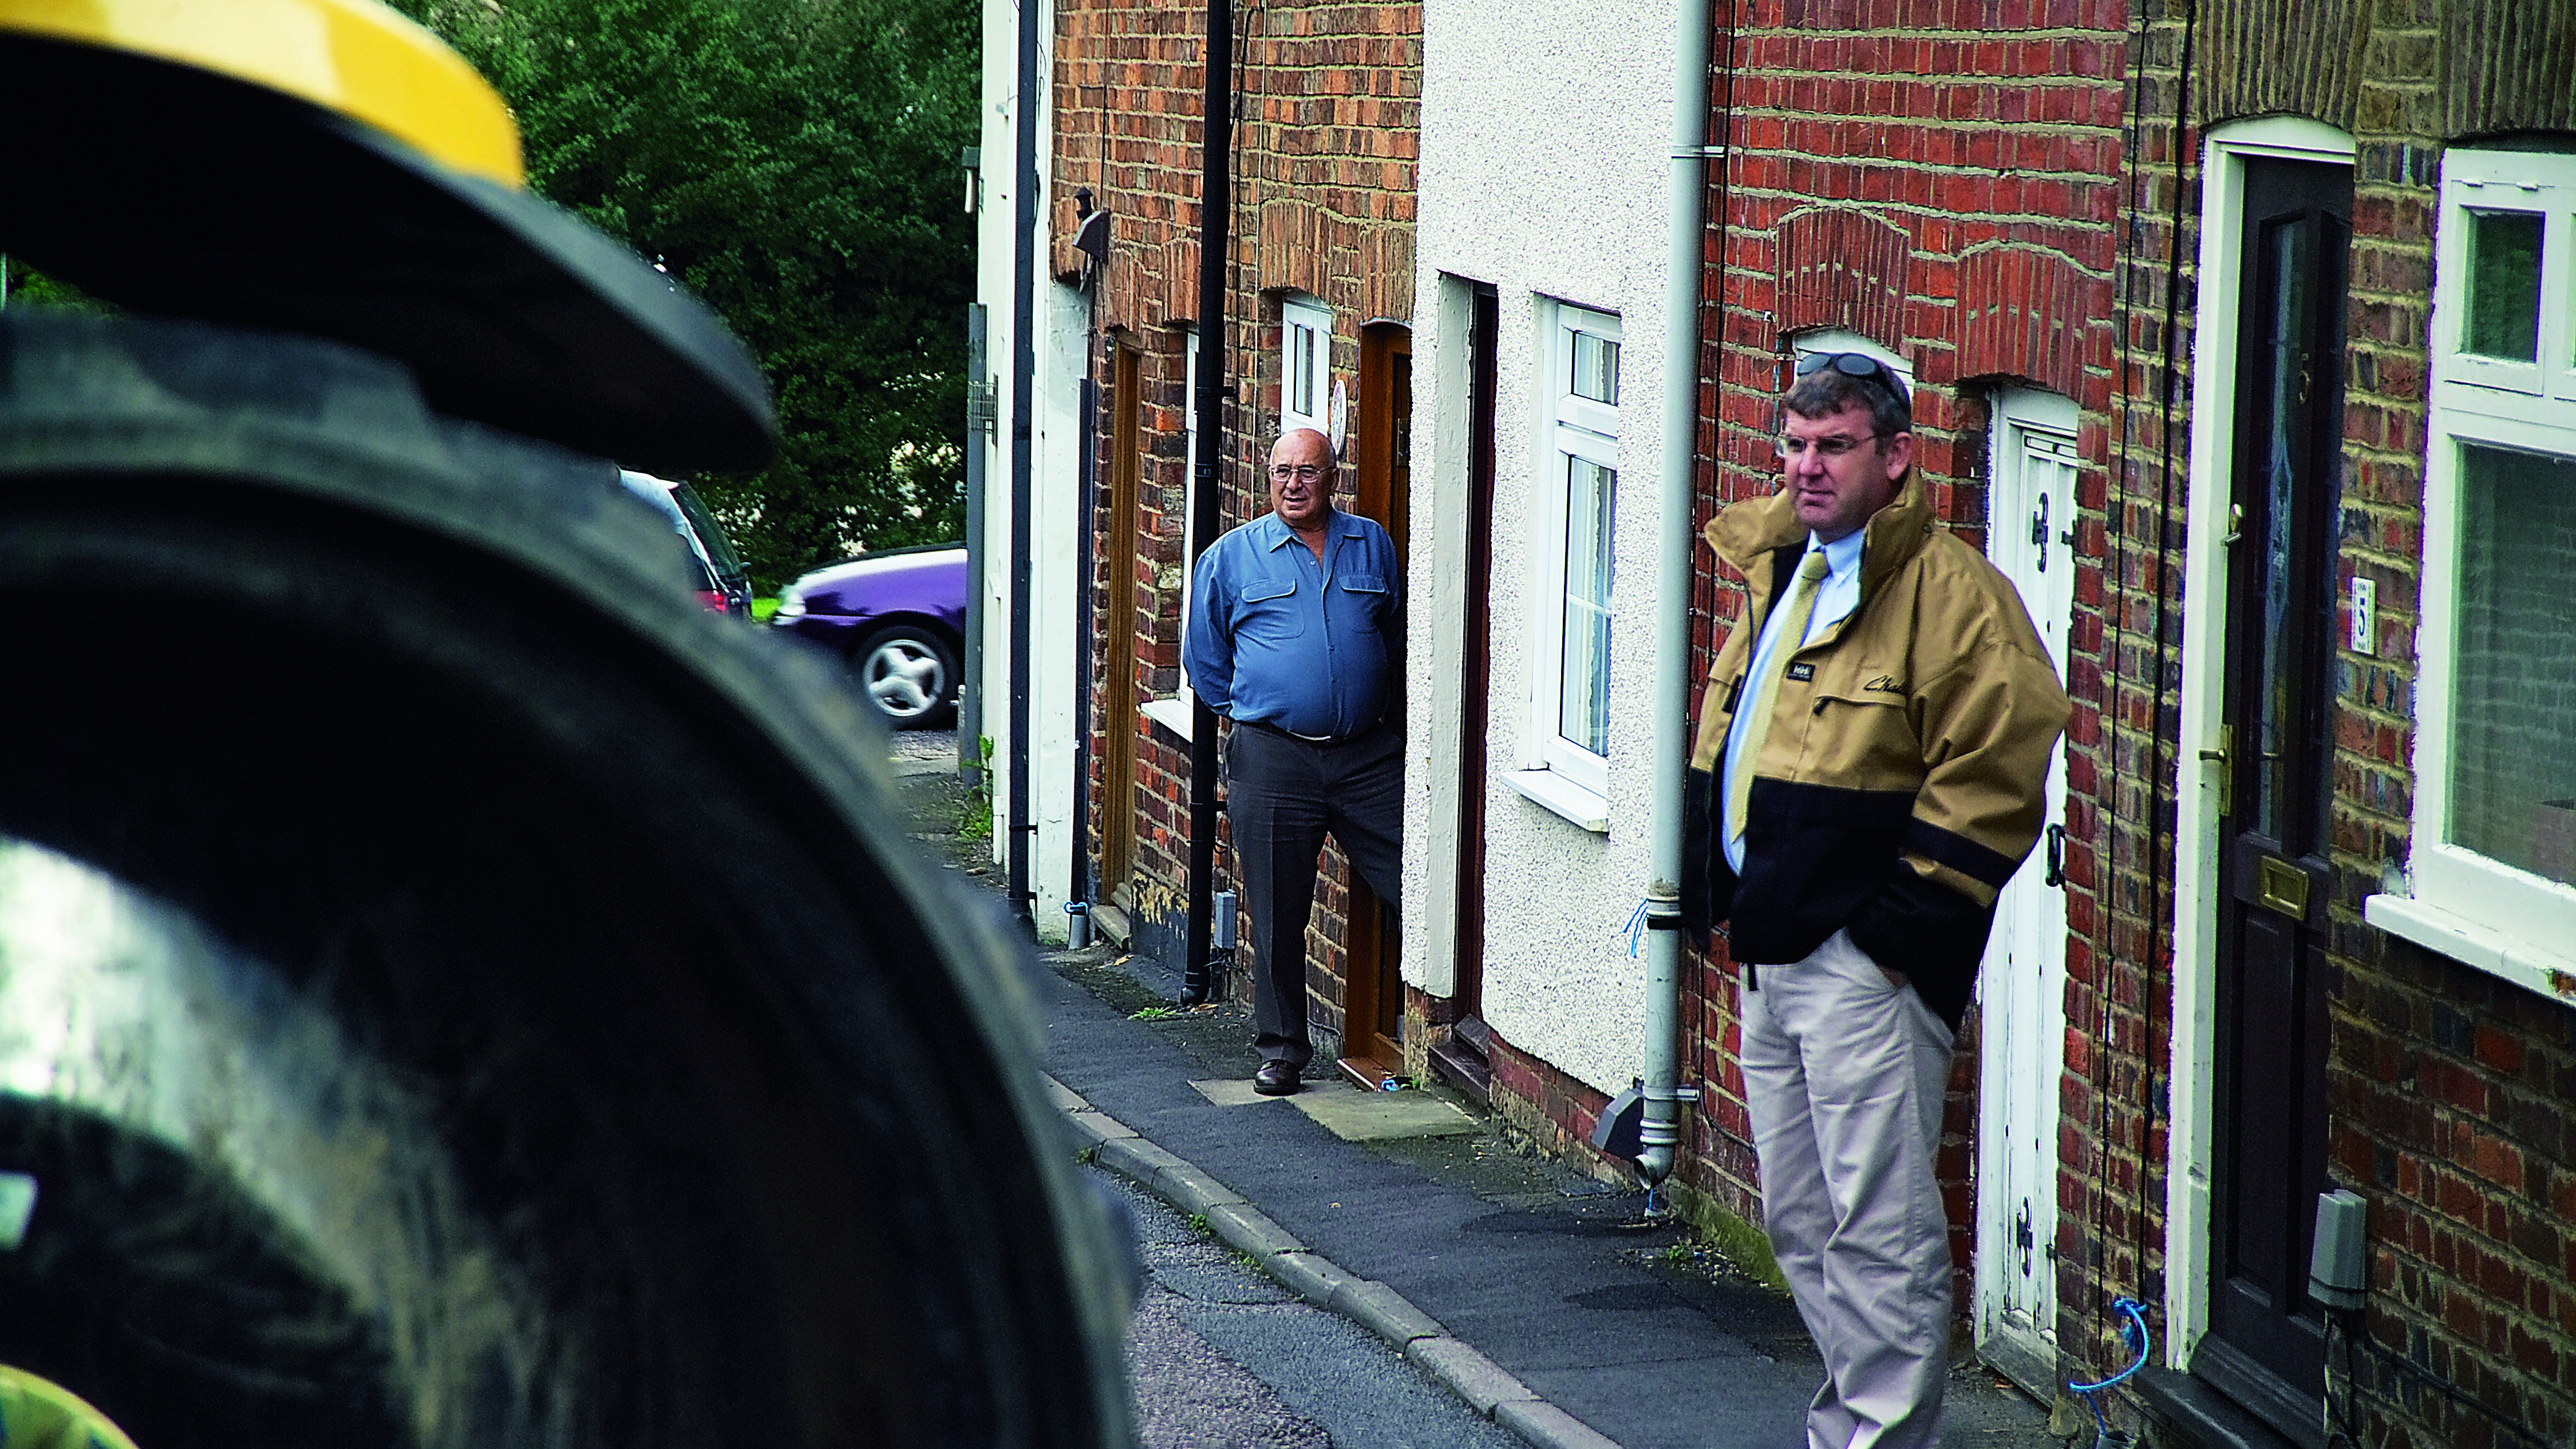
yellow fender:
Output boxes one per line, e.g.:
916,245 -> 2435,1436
0,0 -> 520,184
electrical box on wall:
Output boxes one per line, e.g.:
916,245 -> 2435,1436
1212,890 -> 1237,950
2309,1187 -> 2368,1310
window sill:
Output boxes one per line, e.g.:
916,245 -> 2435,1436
2363,891 -> 2576,1004
1503,769 -> 1609,834
1140,697 -> 1193,743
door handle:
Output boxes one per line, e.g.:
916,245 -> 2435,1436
2044,823 -> 2065,888
2030,495 -> 2049,571
2198,725 -> 2234,818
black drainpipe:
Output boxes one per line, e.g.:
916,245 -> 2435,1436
1005,0 -> 1040,919
1181,0 -> 1232,1004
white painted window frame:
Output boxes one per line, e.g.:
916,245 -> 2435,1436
2168,113 -> 2358,1373
2365,146 -> 2576,994
1279,296 -> 1331,439
1523,301 -> 1622,802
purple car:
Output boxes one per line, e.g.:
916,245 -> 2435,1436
772,543 -> 967,728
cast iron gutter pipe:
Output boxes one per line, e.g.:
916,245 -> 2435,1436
1006,0 -> 1040,918
1640,0 -> 1718,1186
961,300 -> 986,787
1069,193 -> 1103,936
1180,0 -> 1232,1005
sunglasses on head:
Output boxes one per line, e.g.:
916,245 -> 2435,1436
1793,350 -> 1911,408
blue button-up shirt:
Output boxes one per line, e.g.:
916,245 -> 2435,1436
1184,509 -> 1400,737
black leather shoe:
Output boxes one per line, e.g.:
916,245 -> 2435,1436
1252,1060 -> 1301,1096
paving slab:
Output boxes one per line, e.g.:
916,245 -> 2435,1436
1188,1076 -> 1274,1107
1289,1080 -> 1485,1140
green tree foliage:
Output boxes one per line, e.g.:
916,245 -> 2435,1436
393,0 -> 974,587
0,258 -> 111,313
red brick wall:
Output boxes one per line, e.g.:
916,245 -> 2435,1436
2308,3 -> 2576,1443
2056,2 -> 2182,1395
2046,1 -> 2576,1439
1683,0 -> 2131,1327
1052,0 -> 1420,1047
1488,1032 -> 1625,1182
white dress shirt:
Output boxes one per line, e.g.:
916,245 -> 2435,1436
1721,527 -> 1866,875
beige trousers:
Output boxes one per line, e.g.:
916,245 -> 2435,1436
1741,928 -> 1958,1449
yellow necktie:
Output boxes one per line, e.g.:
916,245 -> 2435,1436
1728,548 -> 1831,846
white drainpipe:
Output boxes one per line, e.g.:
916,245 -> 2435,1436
1639,0 -> 1718,1187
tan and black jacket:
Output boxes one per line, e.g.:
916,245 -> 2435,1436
1681,473 -> 2071,1031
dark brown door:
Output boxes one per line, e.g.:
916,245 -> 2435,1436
2203,156 -> 2349,1440
1099,343 -> 1141,892
1429,286 -> 1499,1102
1339,323 -> 1412,1085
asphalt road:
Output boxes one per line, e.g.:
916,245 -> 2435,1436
1096,1163 -> 1526,1449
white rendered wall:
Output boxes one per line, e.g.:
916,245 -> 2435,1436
973,0 -> 1025,871
973,0 -> 1084,943
1028,283 -> 1090,943
1406,0 -> 1682,1095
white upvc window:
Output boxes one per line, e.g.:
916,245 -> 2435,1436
2368,146 -> 2576,994
1528,303 -> 1622,800
1279,297 -> 1330,437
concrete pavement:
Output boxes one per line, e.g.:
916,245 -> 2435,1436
1029,949 -> 2068,1449
890,736 -> 2063,1448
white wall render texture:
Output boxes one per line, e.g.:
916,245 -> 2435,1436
1407,0 -> 1684,1095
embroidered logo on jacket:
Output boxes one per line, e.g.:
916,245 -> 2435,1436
1785,662 -> 1815,682
1864,674 -> 1907,694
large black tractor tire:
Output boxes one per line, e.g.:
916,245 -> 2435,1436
0,311 -> 1133,1448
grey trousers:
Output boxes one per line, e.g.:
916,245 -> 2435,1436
1225,720 -> 1404,1069
1741,928 -> 1958,1449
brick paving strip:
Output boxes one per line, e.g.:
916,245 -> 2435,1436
1046,1074 -> 1627,1449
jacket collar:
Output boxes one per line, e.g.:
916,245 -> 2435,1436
1704,469 -> 1936,601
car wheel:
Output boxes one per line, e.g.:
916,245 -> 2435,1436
853,626 -> 958,728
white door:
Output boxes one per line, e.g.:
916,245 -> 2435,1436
1974,387 -> 2077,1397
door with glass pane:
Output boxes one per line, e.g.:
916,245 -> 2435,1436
2203,156 -> 2349,1434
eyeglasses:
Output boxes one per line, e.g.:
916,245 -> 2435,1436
1269,464 -> 1327,482
1776,433 -> 1883,460
1793,350 -> 1912,407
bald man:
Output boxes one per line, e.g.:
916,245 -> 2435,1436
1183,428 -> 1403,1096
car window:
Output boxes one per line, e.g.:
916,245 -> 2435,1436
619,470 -> 724,592
670,481 -> 748,582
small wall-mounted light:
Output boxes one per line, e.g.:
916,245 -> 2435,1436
1073,188 -> 1112,271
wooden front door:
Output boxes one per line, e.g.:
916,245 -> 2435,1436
1100,343 -> 1141,892
1339,322 -> 1412,1085
2201,155 -> 2350,1437
1428,285 -> 1500,1101
1974,387 -> 2078,1397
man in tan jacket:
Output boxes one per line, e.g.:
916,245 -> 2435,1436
1681,353 -> 2070,1449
